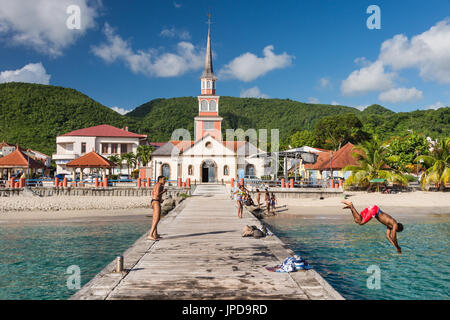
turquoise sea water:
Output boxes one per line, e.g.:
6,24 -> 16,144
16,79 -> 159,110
265,214 -> 450,300
0,220 -> 149,300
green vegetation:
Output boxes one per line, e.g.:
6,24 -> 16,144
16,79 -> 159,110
343,137 -> 409,189
136,145 -> 154,167
1,82 -> 449,159
416,138 -> 450,190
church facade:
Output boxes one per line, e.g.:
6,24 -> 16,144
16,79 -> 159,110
151,23 -> 266,183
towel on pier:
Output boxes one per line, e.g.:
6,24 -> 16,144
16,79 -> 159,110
265,255 -> 312,273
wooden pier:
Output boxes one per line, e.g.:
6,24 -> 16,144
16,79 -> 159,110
71,184 -> 343,300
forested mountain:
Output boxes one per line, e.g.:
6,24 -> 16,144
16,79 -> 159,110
1,82 -> 448,156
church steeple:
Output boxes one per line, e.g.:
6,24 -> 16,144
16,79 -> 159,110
195,14 -> 222,141
202,17 -> 215,79
200,14 -> 217,95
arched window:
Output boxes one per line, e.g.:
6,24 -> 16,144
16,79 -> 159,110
223,165 -> 229,176
200,100 -> 208,111
161,164 -> 170,179
212,81 -> 216,89
201,81 -> 205,89
207,81 -> 211,89
245,164 -> 255,177
188,165 -> 193,175
209,100 -> 217,111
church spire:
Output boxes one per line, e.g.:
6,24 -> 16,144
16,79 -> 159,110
201,13 -> 215,79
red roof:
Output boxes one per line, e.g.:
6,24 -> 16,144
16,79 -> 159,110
149,142 -> 165,148
66,151 -> 117,168
305,143 -> 360,170
0,149 -> 45,168
61,124 -> 147,138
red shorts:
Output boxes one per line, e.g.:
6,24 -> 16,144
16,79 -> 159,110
360,205 -> 381,223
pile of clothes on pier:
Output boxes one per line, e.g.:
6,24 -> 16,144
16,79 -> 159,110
265,255 -> 312,273
241,224 -> 273,238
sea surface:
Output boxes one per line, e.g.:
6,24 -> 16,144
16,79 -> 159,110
265,213 -> 450,300
0,219 -> 149,300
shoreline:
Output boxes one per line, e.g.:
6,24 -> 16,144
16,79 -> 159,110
0,208 -> 151,225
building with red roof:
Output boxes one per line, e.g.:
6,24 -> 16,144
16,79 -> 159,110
53,124 -> 147,175
299,143 -> 361,182
0,148 -> 45,180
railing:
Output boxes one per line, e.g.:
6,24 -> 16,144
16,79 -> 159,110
0,178 -> 187,189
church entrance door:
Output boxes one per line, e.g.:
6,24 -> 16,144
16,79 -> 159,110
201,160 -> 216,183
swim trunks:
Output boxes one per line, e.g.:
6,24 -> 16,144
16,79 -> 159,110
360,205 -> 381,223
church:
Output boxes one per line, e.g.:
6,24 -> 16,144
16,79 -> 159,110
151,23 -> 267,183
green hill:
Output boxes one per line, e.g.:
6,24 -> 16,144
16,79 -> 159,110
0,82 -> 449,156
0,82 -> 138,156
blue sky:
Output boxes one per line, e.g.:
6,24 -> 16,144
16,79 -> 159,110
0,0 -> 449,114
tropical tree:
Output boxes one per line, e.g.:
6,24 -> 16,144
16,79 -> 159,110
136,145 -> 154,167
108,154 -> 121,176
415,138 -> 450,191
120,152 -> 137,176
343,137 -> 408,189
314,113 -> 370,150
289,130 -> 317,148
385,133 -> 429,172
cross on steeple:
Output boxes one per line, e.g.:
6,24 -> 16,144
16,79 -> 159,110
206,13 -> 212,30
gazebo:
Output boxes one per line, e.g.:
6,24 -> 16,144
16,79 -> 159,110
66,151 -> 117,181
0,148 -> 45,180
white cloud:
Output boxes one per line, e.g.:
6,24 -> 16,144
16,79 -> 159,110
425,101 -> 447,110
0,0 -> 99,56
110,106 -> 129,115
355,105 -> 369,111
319,77 -> 331,88
379,19 -> 450,84
219,45 -> 294,82
0,63 -> 51,84
160,26 -> 191,40
341,60 -> 396,96
307,97 -> 320,104
92,23 -> 204,77
378,87 -> 423,103
174,2 -> 182,8
240,86 -> 269,98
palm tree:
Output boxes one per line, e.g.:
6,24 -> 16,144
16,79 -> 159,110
120,153 -> 137,176
107,154 -> 121,177
415,138 -> 449,191
344,137 -> 408,190
136,145 -> 154,167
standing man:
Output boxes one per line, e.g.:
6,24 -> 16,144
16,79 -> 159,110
255,188 -> 261,209
148,176 -> 167,241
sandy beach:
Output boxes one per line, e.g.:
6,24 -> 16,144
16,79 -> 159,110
274,191 -> 450,216
0,195 -> 153,213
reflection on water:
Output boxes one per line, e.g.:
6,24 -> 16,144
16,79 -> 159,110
0,220 -> 149,300
265,214 -> 450,300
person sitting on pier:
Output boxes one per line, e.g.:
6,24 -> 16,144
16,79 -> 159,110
148,176 -> 167,241
341,200 -> 403,254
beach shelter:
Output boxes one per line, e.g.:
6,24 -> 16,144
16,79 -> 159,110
66,150 -> 117,181
369,178 -> 387,192
0,148 -> 45,180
